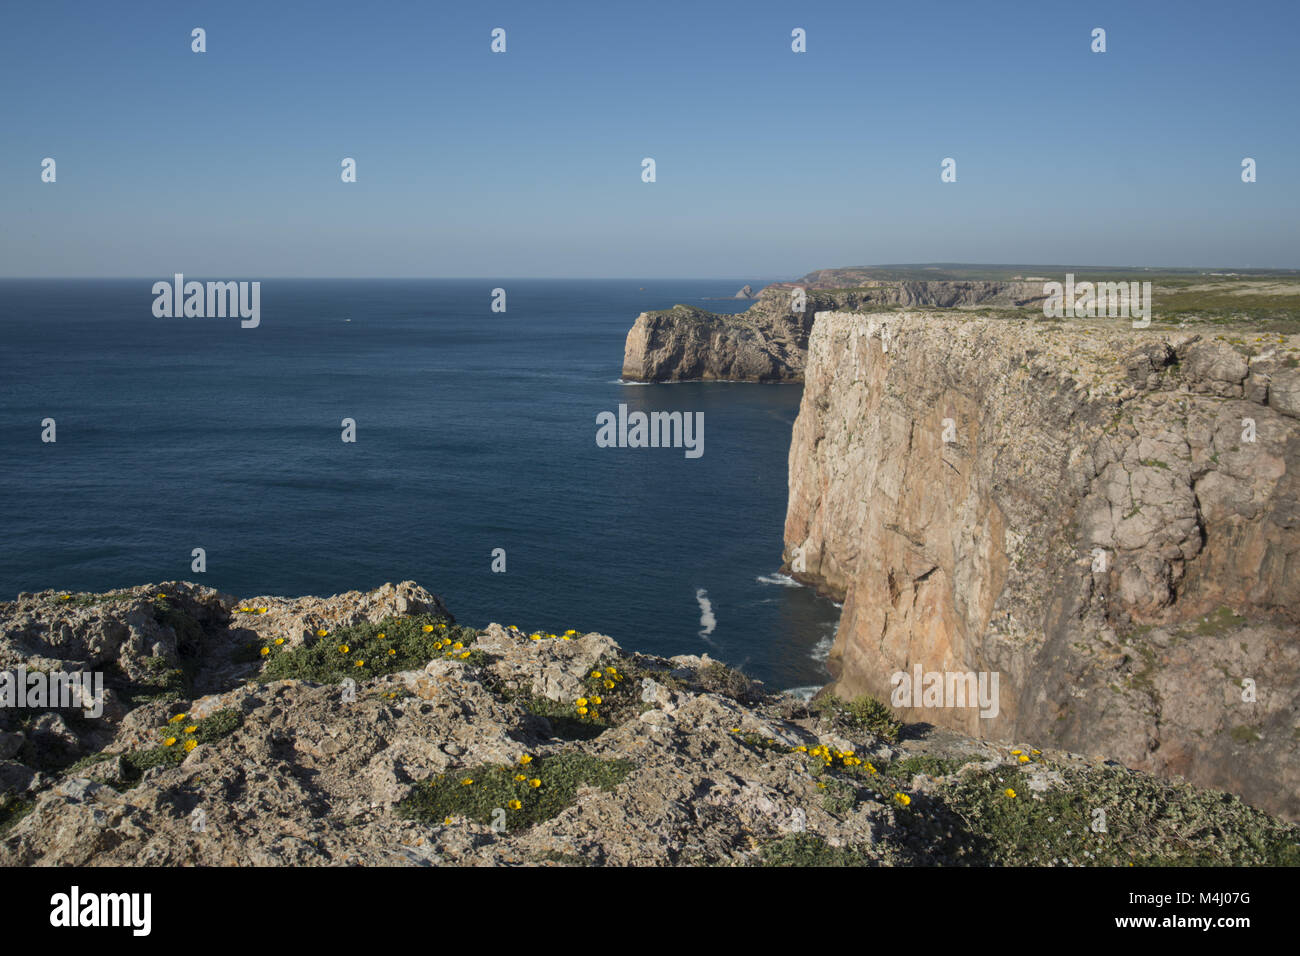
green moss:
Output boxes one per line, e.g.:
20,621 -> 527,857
399,751 -> 633,831
257,614 -> 481,684
1229,725 -> 1261,744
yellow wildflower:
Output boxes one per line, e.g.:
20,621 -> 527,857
316,628 -> 328,637
338,644 -> 349,654
894,792 -> 911,807
507,800 -> 522,810
164,737 -> 177,747
1004,788 -> 1017,798
519,755 -> 533,765
529,778 -> 541,788
183,725 -> 197,734
183,740 -> 197,753
461,778 -> 473,786
422,624 -> 434,632
274,637 -> 285,645
260,647 -> 270,657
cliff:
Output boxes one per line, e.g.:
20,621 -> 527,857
621,281 -> 1045,382
784,311 -> 1300,820
3,581 -> 1295,864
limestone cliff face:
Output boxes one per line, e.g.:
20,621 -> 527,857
621,282 -> 1046,382
785,311 -> 1300,819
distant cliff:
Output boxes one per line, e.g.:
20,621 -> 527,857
783,311 -> 1300,820
621,280 -> 1046,382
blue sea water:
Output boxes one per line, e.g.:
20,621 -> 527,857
0,279 -> 840,691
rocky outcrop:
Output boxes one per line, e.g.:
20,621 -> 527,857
734,284 -> 756,299
784,311 -> 1300,820
622,281 -> 1046,382
4,581 -> 1295,864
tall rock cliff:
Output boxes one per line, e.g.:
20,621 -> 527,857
784,311 -> 1300,820
621,281 -> 1046,382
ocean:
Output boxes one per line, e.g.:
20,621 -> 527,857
0,279 -> 840,693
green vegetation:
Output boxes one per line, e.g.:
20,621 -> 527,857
759,832 -> 868,867
0,792 -> 34,836
400,750 -> 633,830
256,613 -> 483,684
812,693 -> 902,742
118,707 -> 244,786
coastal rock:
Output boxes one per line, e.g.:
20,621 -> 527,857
0,581 -> 1295,864
785,311 -> 1300,820
622,279 -> 1047,382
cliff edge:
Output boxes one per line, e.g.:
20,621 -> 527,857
784,311 -> 1300,820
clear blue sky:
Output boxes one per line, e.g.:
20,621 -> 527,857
2,0 -> 1296,277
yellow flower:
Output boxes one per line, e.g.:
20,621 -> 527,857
183,740 -> 197,753
592,696 -> 602,705
184,725 -> 197,734
338,644 -> 349,654
458,651 -> 470,659
169,713 -> 187,724
376,632 -> 385,640
795,745 -> 807,752
461,778 -> 474,786
1017,754 -> 1029,763
530,634 -> 542,641
444,817 -> 452,825
164,737 -> 177,747
519,754 -> 533,765
1004,788 -> 1017,798
591,670 -> 602,678
260,647 -> 270,657
355,660 -> 365,667
514,773 -> 527,781
422,624 -> 435,632
866,762 -> 878,775
529,778 -> 541,788
576,697 -> 588,707
604,680 -> 615,689
316,628 -> 329,637
274,637 -> 285,645
577,706 -> 589,715
893,792 -> 911,807
1011,749 -> 1022,755
1031,749 -> 1041,755
388,648 -> 396,656
258,608 -> 268,614
507,799 -> 522,810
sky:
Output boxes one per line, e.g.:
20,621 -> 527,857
1,0 -> 1297,278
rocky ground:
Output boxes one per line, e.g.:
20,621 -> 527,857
1,582 -> 1296,866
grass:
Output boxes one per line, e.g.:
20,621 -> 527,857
812,693 -> 902,742
400,750 -> 633,831
256,613 -> 483,684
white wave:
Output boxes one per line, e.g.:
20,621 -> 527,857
784,685 -> 824,702
755,572 -> 801,588
695,588 -> 717,639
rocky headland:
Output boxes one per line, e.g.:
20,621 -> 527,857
1,582 -> 1296,865
621,274 -> 1045,382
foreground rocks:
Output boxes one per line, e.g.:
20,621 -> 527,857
785,311 -> 1300,820
2,582 -> 1296,865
